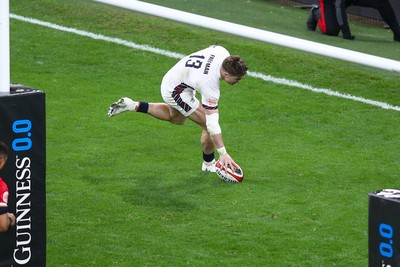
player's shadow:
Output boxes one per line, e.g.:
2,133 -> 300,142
121,172 -> 211,212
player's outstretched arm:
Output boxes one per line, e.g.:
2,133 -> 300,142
205,109 -> 236,168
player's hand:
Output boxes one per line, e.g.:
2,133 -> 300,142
218,153 -> 237,170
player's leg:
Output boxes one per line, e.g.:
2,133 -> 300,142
186,105 -> 214,154
186,106 -> 216,172
200,129 -> 216,172
161,91 -> 216,172
108,97 -> 187,124
108,84 -> 216,171
317,0 -> 340,36
147,103 -> 186,125
307,5 -> 320,31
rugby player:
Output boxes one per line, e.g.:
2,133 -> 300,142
108,45 -> 248,172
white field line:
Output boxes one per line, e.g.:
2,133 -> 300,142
10,13 -> 400,112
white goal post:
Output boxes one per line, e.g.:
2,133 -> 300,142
95,0 -> 400,73
0,0 -> 10,93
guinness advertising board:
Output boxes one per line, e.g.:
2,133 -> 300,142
0,85 -> 46,267
369,189 -> 400,267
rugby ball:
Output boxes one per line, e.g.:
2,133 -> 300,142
215,160 -> 244,183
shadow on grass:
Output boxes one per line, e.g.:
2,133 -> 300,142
120,172 -> 216,212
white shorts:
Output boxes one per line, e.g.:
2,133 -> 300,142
161,82 -> 200,117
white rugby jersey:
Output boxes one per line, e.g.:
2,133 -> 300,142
162,45 -> 230,109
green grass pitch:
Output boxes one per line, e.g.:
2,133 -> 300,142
9,0 -> 400,266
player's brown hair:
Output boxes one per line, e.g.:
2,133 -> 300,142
222,56 -> 248,77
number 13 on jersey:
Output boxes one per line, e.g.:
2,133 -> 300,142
185,55 -> 205,69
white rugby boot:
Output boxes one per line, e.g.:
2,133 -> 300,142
108,97 -> 137,117
202,159 -> 216,173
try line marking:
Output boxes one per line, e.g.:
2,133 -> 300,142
10,13 -> 400,112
